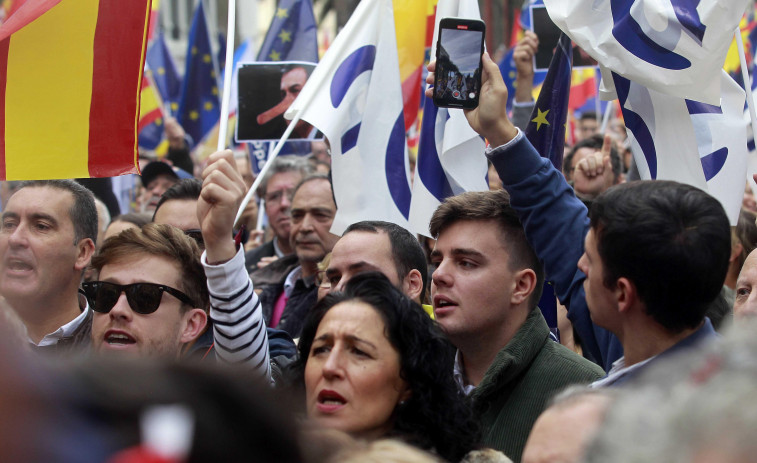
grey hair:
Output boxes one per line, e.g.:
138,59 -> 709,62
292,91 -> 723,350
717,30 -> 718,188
582,319 -> 757,463
256,155 -> 313,198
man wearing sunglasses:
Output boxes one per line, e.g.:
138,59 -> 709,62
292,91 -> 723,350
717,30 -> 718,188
86,223 -> 209,358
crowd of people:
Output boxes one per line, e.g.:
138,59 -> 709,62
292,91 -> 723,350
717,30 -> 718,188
1,24 -> 757,463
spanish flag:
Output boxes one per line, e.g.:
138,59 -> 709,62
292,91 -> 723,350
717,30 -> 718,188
0,0 -> 150,180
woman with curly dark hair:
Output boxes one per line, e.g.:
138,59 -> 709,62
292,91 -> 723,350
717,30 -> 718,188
293,272 -> 480,462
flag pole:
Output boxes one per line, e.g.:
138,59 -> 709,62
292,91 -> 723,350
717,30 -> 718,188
737,27 -> 757,146
600,98 -> 614,133
217,0 -> 236,152
234,114 -> 303,227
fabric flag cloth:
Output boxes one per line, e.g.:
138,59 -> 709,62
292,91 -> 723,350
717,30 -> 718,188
147,0 -> 160,41
610,70 -> 747,224
0,0 -> 149,180
285,0 -> 412,234
138,65 -> 166,151
394,0 -> 427,131
177,0 -> 220,147
523,33 -> 572,337
146,33 -> 182,115
543,0 -> 749,105
408,0 -> 488,238
525,33 -> 572,172
256,0 -> 318,62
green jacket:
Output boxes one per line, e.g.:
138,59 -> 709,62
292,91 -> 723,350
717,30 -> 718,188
469,309 -> 604,462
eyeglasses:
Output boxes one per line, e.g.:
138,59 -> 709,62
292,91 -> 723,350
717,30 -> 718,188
264,188 -> 295,205
81,281 -> 195,315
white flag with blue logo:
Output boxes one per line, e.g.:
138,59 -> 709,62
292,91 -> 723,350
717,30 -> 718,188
285,0 -> 411,234
408,0 -> 488,238
612,69 -> 747,224
544,0 -> 749,105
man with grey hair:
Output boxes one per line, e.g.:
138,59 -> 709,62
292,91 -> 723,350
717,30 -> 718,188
245,155 -> 313,272
0,180 -> 97,352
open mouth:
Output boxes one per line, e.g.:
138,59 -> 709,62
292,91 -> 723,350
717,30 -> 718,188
5,259 -> 33,272
433,295 -> 457,309
316,389 -> 347,411
105,331 -> 136,346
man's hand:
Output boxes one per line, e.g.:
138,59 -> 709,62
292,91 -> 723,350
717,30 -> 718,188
513,30 -> 538,103
425,52 -> 518,147
573,135 -> 615,199
198,150 -> 247,264
164,116 -> 187,150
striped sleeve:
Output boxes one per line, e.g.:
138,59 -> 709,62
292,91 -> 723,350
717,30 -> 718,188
202,247 -> 271,382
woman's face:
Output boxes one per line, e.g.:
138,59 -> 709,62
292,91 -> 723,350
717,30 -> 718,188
305,301 -> 409,439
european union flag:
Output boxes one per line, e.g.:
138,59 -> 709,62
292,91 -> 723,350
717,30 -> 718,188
177,1 -> 220,146
525,33 -> 572,172
146,33 -> 182,115
256,0 -> 318,62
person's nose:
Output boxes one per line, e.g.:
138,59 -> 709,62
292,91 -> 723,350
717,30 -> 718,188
6,224 -> 29,248
431,258 -> 452,288
577,253 -> 588,275
108,292 -> 133,322
321,347 -> 345,379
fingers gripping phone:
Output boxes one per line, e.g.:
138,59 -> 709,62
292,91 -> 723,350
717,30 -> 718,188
433,18 -> 485,109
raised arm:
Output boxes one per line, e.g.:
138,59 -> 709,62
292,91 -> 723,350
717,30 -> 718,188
426,56 -> 621,370
199,150 -> 271,381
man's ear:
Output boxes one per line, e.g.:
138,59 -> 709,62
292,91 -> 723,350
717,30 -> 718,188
510,268 -> 537,306
74,238 -> 96,272
401,269 -> 424,304
180,308 -> 208,344
615,277 -> 637,315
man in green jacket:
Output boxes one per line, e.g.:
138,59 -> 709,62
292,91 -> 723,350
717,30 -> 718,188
429,189 -> 603,462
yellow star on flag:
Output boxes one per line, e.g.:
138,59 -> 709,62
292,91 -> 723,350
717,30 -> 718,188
157,67 -> 165,75
204,101 -> 214,111
278,30 -> 292,43
189,110 -> 199,120
191,46 -> 198,55
276,8 -> 288,19
269,50 -> 281,61
203,54 -> 211,63
170,102 -> 178,111
212,86 -> 218,95
155,119 -> 163,126
531,108 -> 550,131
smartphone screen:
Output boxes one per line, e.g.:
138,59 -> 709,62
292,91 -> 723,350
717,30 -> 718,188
433,18 -> 485,109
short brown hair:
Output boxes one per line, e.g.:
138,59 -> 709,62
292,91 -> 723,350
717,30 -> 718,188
429,189 -> 544,309
91,223 -> 209,312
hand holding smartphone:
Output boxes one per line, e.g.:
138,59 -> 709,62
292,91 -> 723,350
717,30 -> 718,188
433,17 -> 486,110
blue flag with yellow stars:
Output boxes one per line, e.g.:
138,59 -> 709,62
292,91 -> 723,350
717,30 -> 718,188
524,33 -> 572,172
256,0 -> 318,62
146,33 -> 182,115
177,0 -> 220,146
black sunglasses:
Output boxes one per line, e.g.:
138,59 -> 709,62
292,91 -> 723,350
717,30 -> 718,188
81,281 -> 195,315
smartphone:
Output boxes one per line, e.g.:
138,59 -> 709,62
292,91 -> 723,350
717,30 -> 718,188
433,17 -> 485,109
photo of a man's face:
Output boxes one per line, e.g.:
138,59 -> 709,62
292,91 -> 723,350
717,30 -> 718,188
237,61 -> 317,142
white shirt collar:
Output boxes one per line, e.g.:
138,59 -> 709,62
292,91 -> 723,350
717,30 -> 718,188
453,350 -> 477,396
590,355 -> 653,388
32,295 -> 89,347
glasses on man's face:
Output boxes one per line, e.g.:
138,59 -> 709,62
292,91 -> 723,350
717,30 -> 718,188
264,188 -> 295,205
81,281 -> 195,315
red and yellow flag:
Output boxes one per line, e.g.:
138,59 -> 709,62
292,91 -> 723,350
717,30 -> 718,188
394,0 -> 431,132
0,0 -> 150,180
